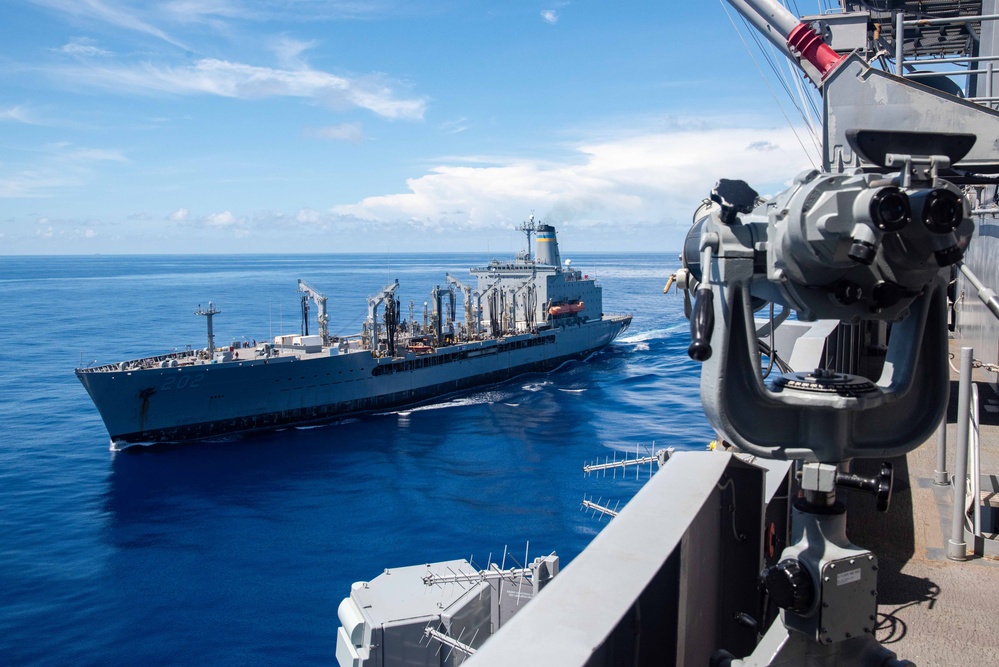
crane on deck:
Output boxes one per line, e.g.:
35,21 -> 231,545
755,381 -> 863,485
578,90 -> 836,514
297,279 -> 330,346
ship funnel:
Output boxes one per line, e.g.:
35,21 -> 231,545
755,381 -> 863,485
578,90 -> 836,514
535,224 -> 562,268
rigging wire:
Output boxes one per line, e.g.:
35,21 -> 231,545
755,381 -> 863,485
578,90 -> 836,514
749,24 -> 824,155
718,0 -> 820,168
796,57 -> 824,121
780,0 -> 825,126
762,1 -> 823,141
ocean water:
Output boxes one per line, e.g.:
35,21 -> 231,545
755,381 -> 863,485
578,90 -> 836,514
0,252 -> 713,666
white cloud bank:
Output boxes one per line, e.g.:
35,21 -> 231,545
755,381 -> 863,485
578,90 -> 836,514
332,126 -> 814,235
2,125 -> 816,252
205,210 -> 238,227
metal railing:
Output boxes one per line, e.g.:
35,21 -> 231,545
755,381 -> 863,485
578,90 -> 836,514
948,346 -> 999,559
895,11 -> 999,104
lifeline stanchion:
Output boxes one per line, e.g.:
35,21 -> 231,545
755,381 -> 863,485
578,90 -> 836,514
947,346 -> 973,561
934,419 -> 950,486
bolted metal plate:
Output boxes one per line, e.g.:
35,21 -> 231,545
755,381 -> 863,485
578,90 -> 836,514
817,554 -> 879,644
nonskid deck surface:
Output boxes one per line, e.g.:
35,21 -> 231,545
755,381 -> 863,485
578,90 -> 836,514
77,338 -> 350,374
845,339 -> 999,664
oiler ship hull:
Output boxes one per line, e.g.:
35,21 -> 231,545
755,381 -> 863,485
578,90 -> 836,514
77,316 -> 631,446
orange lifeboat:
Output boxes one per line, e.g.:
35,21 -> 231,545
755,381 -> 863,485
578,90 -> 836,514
408,343 -> 433,354
548,301 -> 584,316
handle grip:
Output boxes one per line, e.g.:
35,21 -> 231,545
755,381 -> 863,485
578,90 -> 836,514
688,287 -> 714,361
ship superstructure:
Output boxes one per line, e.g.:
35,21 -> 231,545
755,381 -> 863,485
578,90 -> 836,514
76,221 -> 631,447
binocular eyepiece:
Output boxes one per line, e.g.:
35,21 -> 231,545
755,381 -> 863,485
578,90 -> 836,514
681,169 -> 973,323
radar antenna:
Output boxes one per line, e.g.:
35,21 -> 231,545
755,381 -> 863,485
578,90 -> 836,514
518,213 -> 538,260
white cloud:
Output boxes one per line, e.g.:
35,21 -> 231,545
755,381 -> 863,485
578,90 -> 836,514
52,58 -> 427,120
541,10 -> 559,24
55,37 -> 111,58
270,36 -> 317,69
747,140 -> 779,151
36,0 -> 410,33
332,126 -> 813,233
1,120 -> 817,252
1,106 -> 34,123
0,143 -> 127,198
32,0 -> 186,49
65,147 -> 129,163
295,208 -> 321,224
160,0 -> 385,23
304,122 -> 364,142
439,117 -> 467,134
161,0 -> 245,22
205,210 -> 238,227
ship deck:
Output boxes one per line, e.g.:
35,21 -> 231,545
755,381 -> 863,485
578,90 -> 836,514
846,337 -> 999,664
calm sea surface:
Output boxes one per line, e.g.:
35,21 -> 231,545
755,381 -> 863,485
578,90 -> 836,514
0,252 -> 712,665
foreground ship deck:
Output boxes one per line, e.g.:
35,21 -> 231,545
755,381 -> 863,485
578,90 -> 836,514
76,221 -> 631,447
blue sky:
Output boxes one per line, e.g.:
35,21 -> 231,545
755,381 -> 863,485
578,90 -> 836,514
1,1 -> 825,254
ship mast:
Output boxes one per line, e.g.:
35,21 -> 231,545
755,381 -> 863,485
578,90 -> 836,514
195,302 -> 221,355
518,213 -> 537,261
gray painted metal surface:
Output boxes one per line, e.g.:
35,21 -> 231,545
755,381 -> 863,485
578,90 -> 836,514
949,348 -> 975,560
75,224 -> 632,446
957,213 -> 999,381
336,554 -> 559,667
468,453 -> 787,666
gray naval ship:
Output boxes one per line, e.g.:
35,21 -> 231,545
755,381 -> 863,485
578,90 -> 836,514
76,221 -> 632,447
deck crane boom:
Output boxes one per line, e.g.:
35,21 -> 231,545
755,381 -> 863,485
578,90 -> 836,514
365,280 -> 400,353
445,273 -> 479,339
297,279 -> 330,346
478,277 -> 505,337
511,276 -> 537,331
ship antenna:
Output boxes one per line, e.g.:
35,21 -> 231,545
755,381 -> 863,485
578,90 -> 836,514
518,212 -> 537,260
195,301 -> 221,355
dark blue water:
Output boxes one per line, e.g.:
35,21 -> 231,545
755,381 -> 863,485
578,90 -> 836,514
0,252 -> 712,665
